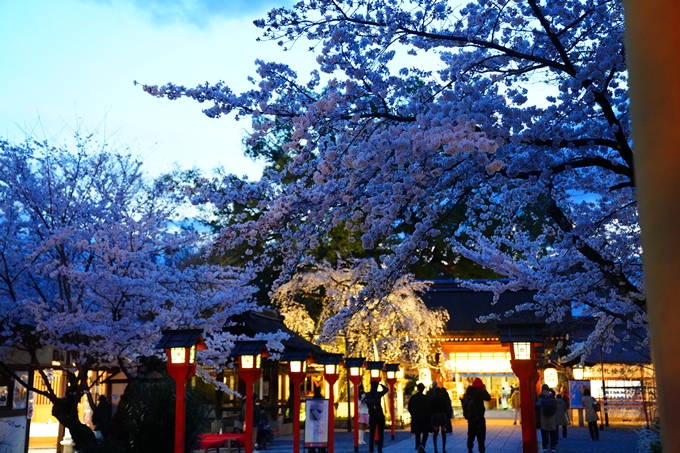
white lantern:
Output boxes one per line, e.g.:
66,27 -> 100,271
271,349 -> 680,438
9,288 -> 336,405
512,342 -> 532,360
544,368 -> 559,388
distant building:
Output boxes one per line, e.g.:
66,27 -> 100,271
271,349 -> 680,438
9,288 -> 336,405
420,280 -> 654,424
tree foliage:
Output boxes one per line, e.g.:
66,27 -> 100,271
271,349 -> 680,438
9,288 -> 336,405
142,0 -> 642,359
0,136 -> 281,448
273,258 -> 447,366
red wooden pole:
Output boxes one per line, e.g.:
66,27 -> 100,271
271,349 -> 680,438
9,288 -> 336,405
511,360 -> 539,453
245,376 -> 255,453
325,374 -> 339,453
290,373 -> 305,453
239,368 -> 262,453
624,2 -> 680,450
349,377 -> 361,452
174,372 -> 187,453
387,381 -> 396,440
167,364 -> 194,453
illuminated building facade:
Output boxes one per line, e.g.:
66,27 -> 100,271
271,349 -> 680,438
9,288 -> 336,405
420,281 -> 655,423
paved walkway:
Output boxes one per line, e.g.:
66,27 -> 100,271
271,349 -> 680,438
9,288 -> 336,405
260,419 -> 640,453
27,415 -> 641,453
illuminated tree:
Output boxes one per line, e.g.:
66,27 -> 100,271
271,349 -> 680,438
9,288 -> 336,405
143,0 -> 642,359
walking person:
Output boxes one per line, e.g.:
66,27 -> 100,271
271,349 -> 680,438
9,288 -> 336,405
581,388 -> 600,441
365,381 -> 389,453
501,385 -> 509,409
511,387 -> 521,425
358,385 -> 370,445
407,383 -> 431,453
555,394 -> 569,439
537,384 -> 558,453
430,388 -> 451,453
462,378 -> 491,453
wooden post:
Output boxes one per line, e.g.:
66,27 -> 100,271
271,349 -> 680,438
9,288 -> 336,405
624,2 -> 680,452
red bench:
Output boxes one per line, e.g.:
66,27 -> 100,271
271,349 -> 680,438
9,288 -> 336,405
197,433 -> 246,453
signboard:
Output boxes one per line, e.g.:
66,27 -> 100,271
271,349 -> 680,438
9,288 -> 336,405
12,373 -> 29,410
568,380 -> 591,409
304,398 -> 329,448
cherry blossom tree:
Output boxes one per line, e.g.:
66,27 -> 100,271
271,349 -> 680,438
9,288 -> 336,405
0,136 -> 279,449
142,0 -> 641,360
273,258 -> 447,366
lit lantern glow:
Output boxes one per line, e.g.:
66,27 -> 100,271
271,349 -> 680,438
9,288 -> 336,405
350,366 -> 361,377
513,342 -> 532,360
325,364 -> 337,376
573,365 -> 584,380
290,360 -> 306,374
171,347 -> 186,364
240,354 -> 261,369
544,368 -> 559,388
370,368 -> 381,379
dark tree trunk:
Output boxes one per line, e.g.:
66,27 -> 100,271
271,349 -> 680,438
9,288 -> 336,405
51,392 -> 97,450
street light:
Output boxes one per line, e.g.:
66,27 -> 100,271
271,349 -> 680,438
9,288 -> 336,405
384,363 -> 399,440
231,340 -> 268,453
156,329 -> 207,453
344,357 -> 365,453
499,322 -> 544,453
318,353 -> 344,453
281,349 -> 310,453
365,361 -> 384,382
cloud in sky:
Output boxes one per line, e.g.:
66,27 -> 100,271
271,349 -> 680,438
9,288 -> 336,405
84,0 -> 292,27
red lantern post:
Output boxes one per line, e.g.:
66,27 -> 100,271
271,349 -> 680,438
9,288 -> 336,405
319,354 -> 343,453
499,323 -> 543,453
156,329 -> 207,453
232,341 -> 268,453
344,358 -> 365,453
282,350 -> 310,453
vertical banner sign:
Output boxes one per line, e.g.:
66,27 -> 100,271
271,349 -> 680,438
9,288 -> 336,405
304,398 -> 329,448
12,372 -> 29,410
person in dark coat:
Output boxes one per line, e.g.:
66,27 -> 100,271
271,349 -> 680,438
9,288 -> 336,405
92,395 -> 111,441
537,384 -> 558,452
430,388 -> 451,453
426,381 -> 438,400
555,394 -> 569,440
408,383 -> 431,453
463,378 -> 491,453
441,388 -> 453,434
365,381 -> 389,453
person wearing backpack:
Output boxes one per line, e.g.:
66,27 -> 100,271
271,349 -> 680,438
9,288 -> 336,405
462,378 -> 491,453
537,384 -> 558,452
364,381 -> 389,453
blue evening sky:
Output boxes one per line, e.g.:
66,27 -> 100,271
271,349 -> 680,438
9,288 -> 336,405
0,0 -> 313,180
